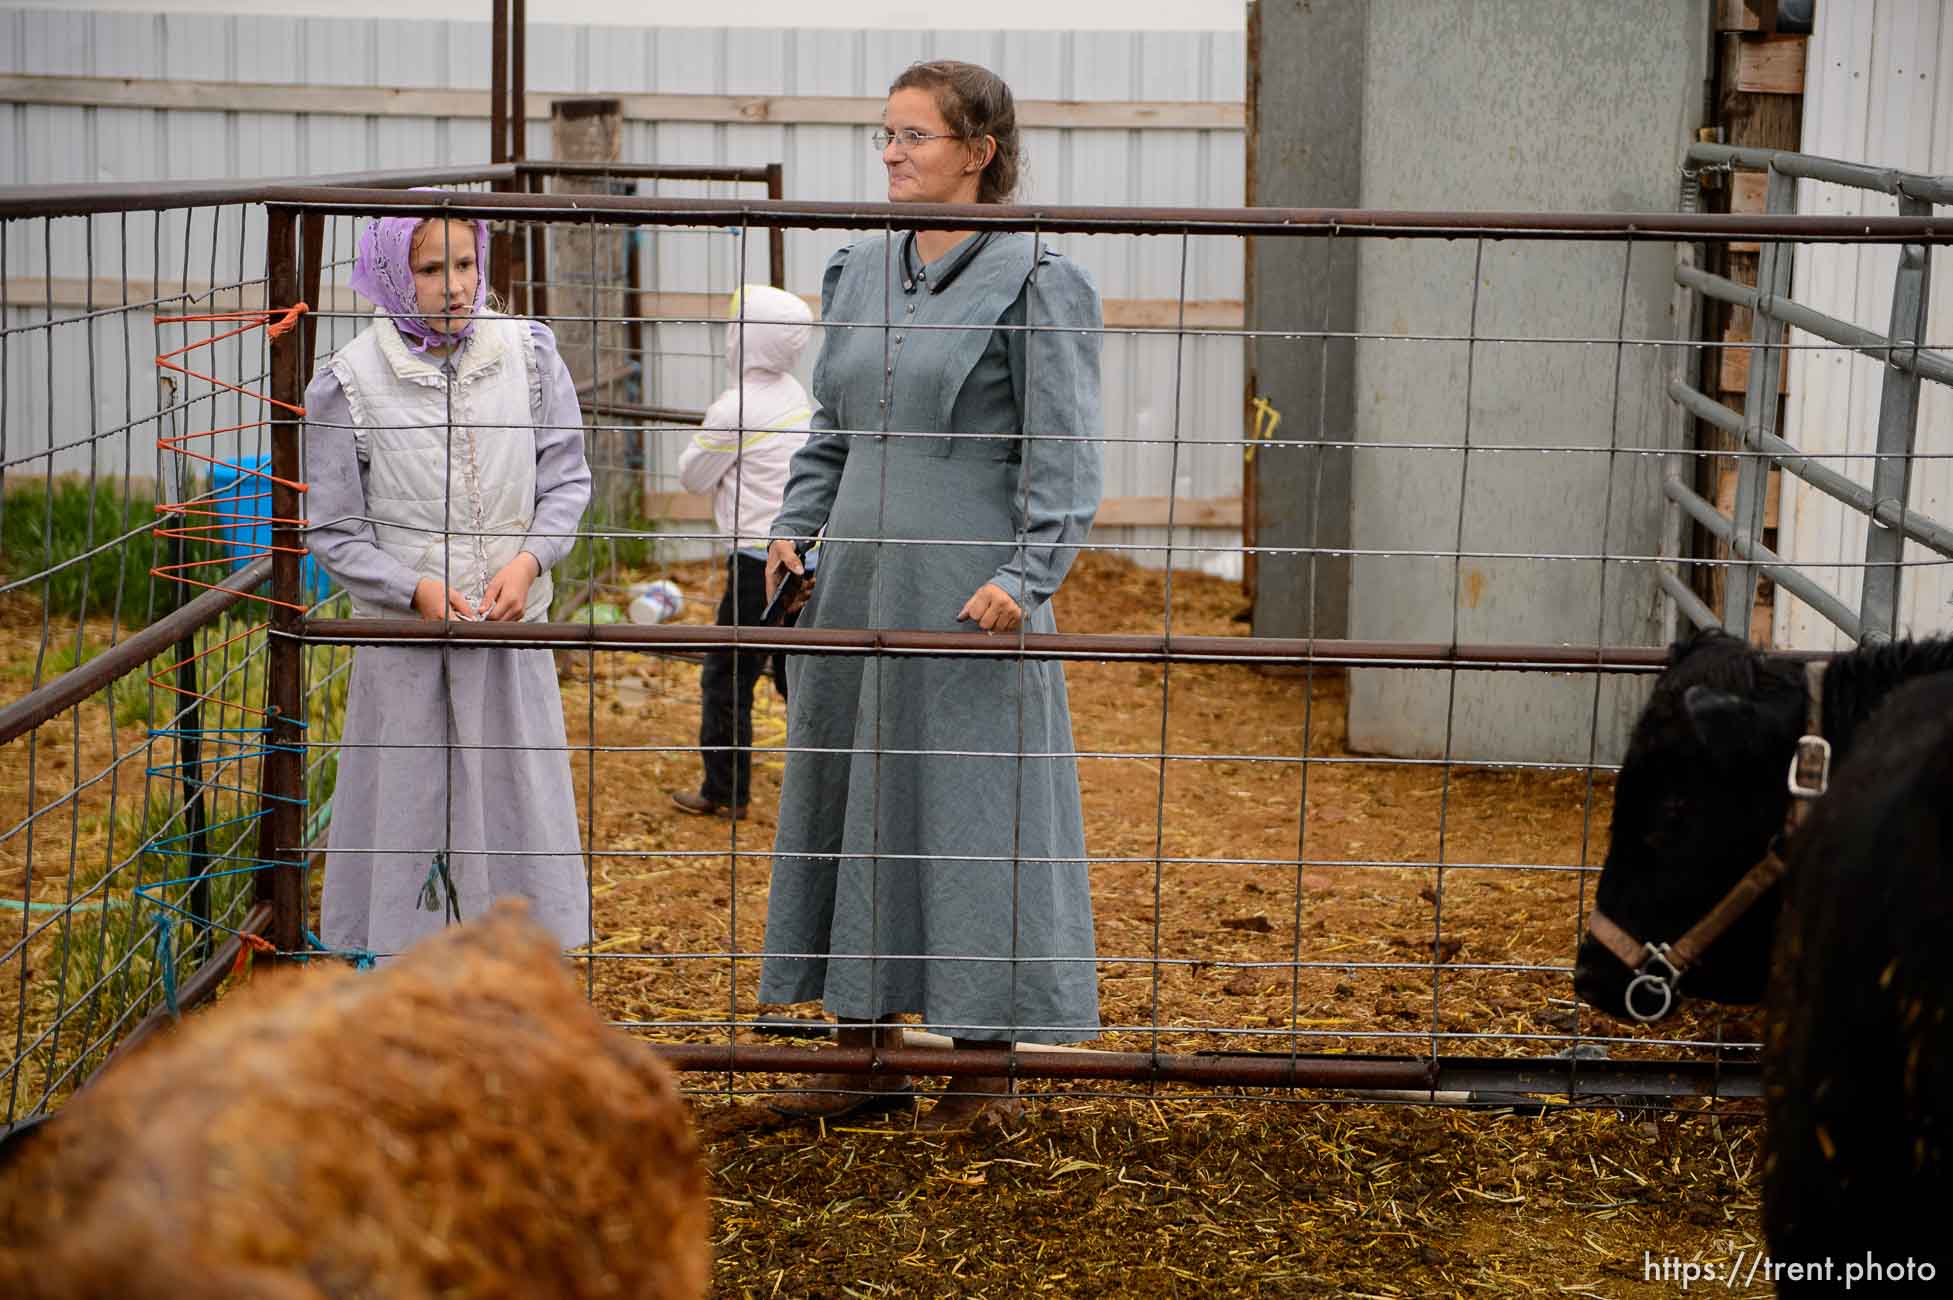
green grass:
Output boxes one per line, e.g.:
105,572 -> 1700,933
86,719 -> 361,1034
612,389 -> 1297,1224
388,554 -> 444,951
1,480 -> 223,622
7,609 -> 354,1113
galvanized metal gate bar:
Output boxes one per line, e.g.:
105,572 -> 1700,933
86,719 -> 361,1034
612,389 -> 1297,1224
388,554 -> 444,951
1861,198 -> 1934,641
1669,142 -> 1953,643
1722,167 -> 1797,635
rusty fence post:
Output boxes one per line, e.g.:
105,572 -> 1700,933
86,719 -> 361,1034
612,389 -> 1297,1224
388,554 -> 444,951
488,0 -> 515,306
259,206 -> 309,959
766,162 -> 786,289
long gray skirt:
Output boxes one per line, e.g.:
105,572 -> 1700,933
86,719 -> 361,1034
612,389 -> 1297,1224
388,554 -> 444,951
319,644 -> 589,959
759,439 -> 1100,1043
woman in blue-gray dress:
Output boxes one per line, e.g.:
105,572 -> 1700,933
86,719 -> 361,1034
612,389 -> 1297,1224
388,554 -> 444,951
760,60 -> 1104,1131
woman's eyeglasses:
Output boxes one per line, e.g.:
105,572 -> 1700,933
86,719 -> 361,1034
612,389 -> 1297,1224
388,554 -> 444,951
871,128 -> 961,152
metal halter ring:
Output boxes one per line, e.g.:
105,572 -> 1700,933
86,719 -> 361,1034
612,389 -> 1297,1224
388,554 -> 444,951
1624,945 -> 1682,1023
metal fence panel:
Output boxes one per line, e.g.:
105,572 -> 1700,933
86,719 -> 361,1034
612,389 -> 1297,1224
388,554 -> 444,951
1779,0 -> 1953,649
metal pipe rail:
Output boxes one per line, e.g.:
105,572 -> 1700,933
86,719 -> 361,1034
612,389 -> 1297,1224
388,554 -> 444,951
0,165 -> 517,219
0,160 -> 779,221
261,187 -> 1953,242
1670,380 -> 1953,559
1685,141 -> 1953,206
1658,569 -> 1720,630
0,557 -> 271,746
1675,262 -> 1953,388
1665,474 -> 1867,642
516,161 -> 777,185
300,617 -> 1696,673
1666,142 -> 1943,643
650,1042 -> 1760,1100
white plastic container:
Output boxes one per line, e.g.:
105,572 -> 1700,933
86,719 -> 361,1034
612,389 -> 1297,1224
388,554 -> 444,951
626,579 -> 684,625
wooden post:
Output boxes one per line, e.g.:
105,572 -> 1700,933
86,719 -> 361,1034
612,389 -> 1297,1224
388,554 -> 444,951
511,0 -> 526,162
260,207 -> 310,960
549,97 -> 633,529
300,212 -> 324,380
765,162 -> 786,289
527,166 -> 549,321
490,0 -> 509,167
505,0 -> 529,312
1692,30 -> 1804,642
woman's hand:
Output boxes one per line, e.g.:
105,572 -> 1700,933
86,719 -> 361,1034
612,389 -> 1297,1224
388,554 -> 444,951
481,552 -> 541,622
765,539 -> 805,600
957,583 -> 1023,634
413,578 -> 476,622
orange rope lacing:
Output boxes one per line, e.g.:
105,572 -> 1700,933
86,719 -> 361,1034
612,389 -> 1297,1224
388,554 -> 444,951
149,304 -> 312,716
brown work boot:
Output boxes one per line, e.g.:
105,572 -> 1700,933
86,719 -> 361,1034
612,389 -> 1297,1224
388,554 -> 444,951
670,789 -> 747,819
915,1039 -> 1024,1133
915,1079 -> 1022,1132
765,1025 -> 911,1122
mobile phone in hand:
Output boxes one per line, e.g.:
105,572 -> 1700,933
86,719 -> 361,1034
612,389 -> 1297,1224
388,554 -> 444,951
761,570 -> 803,626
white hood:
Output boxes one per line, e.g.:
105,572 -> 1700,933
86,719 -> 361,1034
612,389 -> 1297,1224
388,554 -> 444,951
723,283 -> 813,376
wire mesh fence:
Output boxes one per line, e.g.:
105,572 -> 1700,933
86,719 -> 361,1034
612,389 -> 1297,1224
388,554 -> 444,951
0,172 -> 503,1124
6,166 -> 1953,1128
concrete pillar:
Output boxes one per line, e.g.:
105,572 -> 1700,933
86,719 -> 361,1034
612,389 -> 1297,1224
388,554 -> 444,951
1245,0 -> 1363,641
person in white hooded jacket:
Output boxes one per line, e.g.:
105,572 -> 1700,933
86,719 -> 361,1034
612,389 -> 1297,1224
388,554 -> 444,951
671,283 -> 814,817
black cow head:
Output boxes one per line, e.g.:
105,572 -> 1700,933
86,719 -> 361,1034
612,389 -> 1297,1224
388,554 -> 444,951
1573,628 -> 1807,1021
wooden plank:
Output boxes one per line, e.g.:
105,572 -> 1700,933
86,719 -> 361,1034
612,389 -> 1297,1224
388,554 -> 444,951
1735,35 -> 1807,95
0,74 -> 1244,132
1714,462 -> 1781,529
1729,173 -> 1770,212
1750,592 -> 1774,645
1718,0 -> 1769,32
1728,170 -> 1769,252
645,492 -> 1243,530
1719,327 -> 1791,394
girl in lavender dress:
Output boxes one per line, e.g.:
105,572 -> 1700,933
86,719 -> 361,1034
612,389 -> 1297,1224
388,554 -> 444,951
302,212 -> 592,958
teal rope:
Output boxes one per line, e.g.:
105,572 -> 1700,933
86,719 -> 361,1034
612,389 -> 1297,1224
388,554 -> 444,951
151,912 -> 180,1020
417,852 -> 462,926
303,928 -> 376,971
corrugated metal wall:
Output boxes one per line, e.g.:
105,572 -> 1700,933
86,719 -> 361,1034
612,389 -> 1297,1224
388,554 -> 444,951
0,7 -> 1246,575
1780,0 -> 1953,648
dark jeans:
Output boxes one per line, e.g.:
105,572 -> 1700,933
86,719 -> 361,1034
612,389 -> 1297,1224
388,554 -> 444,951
698,552 -> 787,805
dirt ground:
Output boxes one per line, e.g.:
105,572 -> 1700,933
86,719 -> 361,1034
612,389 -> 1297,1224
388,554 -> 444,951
556,552 -> 1769,1298
3,553 -> 1772,1295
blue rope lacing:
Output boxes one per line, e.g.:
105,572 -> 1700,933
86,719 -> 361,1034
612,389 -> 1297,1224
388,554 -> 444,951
418,851 -> 462,926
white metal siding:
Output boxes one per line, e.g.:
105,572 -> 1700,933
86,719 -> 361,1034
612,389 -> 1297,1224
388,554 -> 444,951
1780,0 -> 1953,649
1,8 -> 1246,575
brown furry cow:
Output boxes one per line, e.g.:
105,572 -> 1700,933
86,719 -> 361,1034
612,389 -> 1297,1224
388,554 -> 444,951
0,903 -> 709,1300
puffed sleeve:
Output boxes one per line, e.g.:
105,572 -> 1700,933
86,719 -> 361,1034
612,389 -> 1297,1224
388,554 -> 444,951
520,320 -> 593,575
769,245 -> 853,545
301,366 -> 422,613
991,251 -> 1104,613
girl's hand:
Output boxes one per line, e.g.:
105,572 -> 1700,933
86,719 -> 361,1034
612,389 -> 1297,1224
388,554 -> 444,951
765,538 -> 804,600
481,552 -> 541,622
957,583 -> 1022,634
413,578 -> 476,622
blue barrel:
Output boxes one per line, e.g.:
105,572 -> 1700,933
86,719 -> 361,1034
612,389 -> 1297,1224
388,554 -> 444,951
208,455 -> 330,603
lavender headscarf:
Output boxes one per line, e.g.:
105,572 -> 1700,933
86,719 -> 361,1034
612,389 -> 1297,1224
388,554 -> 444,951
348,202 -> 490,354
